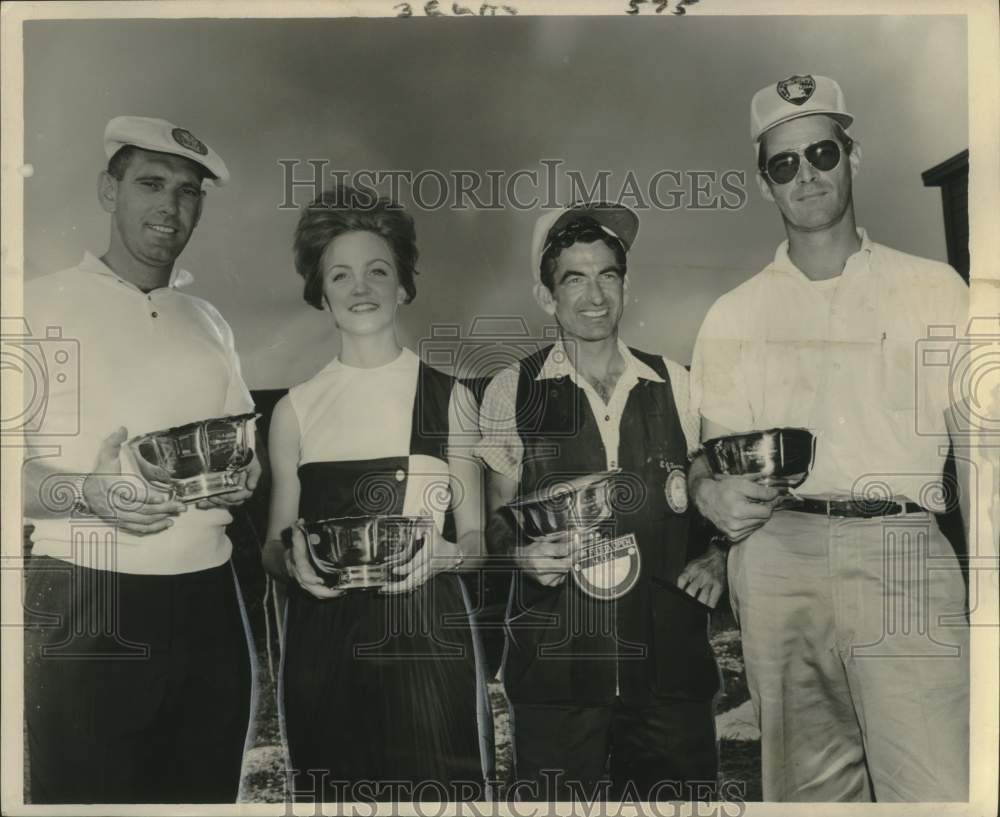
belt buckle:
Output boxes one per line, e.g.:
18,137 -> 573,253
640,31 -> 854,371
776,494 -> 805,512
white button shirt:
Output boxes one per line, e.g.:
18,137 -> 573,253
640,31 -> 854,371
23,253 -> 254,574
477,338 -> 699,480
690,230 -> 969,509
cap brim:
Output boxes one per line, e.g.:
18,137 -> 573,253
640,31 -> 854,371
530,203 -> 640,283
546,204 -> 639,252
754,110 -> 854,143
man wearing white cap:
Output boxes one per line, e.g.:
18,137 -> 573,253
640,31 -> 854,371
478,203 -> 725,801
22,116 -> 259,803
689,75 -> 969,801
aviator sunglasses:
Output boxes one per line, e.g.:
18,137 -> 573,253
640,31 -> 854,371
761,136 -> 853,185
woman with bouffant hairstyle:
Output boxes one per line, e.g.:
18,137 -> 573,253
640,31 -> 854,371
263,187 -> 491,800
293,187 -> 419,310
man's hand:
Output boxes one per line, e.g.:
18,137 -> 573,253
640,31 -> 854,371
513,533 -> 574,587
676,542 -> 727,609
82,426 -> 187,535
688,454 -> 781,542
194,454 -> 262,511
282,520 -> 344,600
381,525 -> 464,595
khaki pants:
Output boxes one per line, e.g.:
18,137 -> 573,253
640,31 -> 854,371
729,510 -> 968,802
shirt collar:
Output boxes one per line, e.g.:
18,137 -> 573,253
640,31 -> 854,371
536,337 -> 665,383
79,251 -> 195,289
771,227 -> 873,278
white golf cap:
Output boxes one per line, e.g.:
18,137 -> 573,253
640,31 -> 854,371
530,203 -> 639,282
104,116 -> 229,185
750,74 -> 853,143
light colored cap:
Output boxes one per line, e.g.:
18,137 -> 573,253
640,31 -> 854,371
104,116 -> 229,185
530,203 -> 639,282
750,74 -> 853,143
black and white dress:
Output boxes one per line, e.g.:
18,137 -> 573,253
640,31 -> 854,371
279,348 -> 492,799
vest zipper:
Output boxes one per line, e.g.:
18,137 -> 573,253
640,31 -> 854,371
614,598 -> 620,698
615,637 -> 620,697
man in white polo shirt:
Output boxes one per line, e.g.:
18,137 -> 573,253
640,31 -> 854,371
688,75 -> 969,801
22,116 -> 260,804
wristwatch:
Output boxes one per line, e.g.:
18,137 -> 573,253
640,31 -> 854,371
69,473 -> 92,516
709,532 -> 733,551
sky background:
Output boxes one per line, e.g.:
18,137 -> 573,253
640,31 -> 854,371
22,15 -> 968,388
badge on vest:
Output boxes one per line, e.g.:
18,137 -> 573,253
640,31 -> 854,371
664,464 -> 689,514
571,531 -> 641,601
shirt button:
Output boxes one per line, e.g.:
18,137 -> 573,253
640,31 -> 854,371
151,311 -> 159,318
610,460 -> 617,468
394,469 -> 406,482
604,415 -> 611,422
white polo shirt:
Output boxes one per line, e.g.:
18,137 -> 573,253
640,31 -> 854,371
477,338 -> 699,480
690,230 -> 969,510
24,253 -> 254,574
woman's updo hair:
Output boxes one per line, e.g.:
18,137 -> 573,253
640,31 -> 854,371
293,185 -> 419,310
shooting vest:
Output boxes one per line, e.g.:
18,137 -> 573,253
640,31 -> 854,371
503,345 -> 720,706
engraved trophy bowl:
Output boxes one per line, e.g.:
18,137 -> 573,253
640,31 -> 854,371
505,470 -> 619,540
702,427 -> 816,488
505,470 -> 640,601
126,412 -> 258,502
297,515 -> 433,591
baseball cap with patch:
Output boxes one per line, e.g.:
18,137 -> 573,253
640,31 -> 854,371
104,116 -> 230,185
530,203 -> 639,282
750,75 -> 853,143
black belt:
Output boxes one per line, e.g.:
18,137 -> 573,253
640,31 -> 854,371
785,497 -> 926,518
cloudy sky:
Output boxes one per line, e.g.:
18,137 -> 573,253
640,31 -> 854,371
22,14 -> 968,388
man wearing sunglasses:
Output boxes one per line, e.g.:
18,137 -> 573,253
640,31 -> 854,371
688,75 -> 969,801
477,203 -> 724,802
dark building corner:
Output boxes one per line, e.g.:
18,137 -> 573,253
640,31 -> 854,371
921,149 -> 970,283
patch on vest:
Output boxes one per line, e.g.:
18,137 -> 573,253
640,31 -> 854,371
664,466 -> 689,514
571,532 -> 641,600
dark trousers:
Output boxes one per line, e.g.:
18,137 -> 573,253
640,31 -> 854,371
510,698 -> 718,802
24,556 -> 254,804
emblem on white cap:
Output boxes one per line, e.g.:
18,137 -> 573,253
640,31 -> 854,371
750,74 -> 853,143
172,128 -> 208,156
776,75 -> 816,106
104,116 -> 229,185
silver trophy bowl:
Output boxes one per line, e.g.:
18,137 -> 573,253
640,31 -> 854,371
703,427 -> 816,488
505,471 -> 642,600
126,412 -> 258,502
505,470 -> 618,540
298,515 -> 433,590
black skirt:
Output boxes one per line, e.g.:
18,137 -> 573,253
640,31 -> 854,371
281,458 -> 490,800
